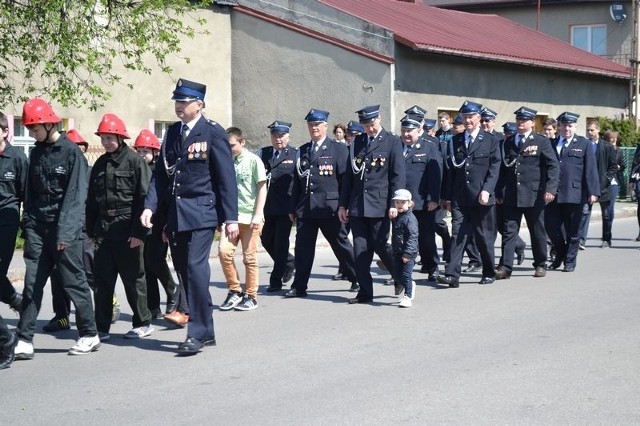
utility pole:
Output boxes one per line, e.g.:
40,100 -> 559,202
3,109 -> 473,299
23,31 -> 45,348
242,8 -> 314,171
632,0 -> 640,124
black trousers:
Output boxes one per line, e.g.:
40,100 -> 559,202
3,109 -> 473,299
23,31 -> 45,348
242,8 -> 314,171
445,204 -> 496,279
145,227 -> 186,313
450,204 -> 481,266
414,209 -> 438,273
496,203 -> 526,266
50,234 -> 94,318
0,210 -> 20,305
93,239 -> 150,333
351,216 -> 394,300
434,208 -> 451,263
17,221 -> 97,342
501,205 -> 547,271
261,214 -> 295,287
291,216 -> 356,292
170,229 -> 215,341
545,202 -> 582,268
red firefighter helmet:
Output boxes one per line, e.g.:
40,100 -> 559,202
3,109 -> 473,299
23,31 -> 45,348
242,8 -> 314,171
95,113 -> 130,139
66,129 -> 88,148
134,129 -> 160,151
22,98 -> 61,125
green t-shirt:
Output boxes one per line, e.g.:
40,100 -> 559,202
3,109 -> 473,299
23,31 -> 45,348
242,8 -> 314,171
234,149 -> 267,224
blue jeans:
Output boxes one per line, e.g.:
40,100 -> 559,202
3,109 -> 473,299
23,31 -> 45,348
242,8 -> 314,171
392,255 -> 415,298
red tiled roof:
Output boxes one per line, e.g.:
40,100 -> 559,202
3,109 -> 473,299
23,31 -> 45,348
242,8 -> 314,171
318,0 -> 630,79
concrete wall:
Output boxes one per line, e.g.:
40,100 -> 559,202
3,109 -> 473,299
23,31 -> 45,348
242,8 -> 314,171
394,45 -> 629,132
231,11 -> 393,149
6,6 -> 232,157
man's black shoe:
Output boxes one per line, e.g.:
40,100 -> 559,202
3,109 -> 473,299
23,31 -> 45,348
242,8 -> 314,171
349,282 -> 360,292
516,250 -> 525,265
383,278 -> 395,286
8,293 -> 22,313
436,275 -> 459,288
177,337 -> 205,356
549,259 -> 563,270
479,276 -> 495,284
284,289 -> 307,298
462,263 -> 481,273
266,286 -> 283,293
0,333 -> 18,370
282,267 -> 295,283
563,265 -> 575,272
331,272 -> 345,281
427,270 -> 440,282
393,281 -> 403,296
495,267 -> 511,280
348,297 -> 373,304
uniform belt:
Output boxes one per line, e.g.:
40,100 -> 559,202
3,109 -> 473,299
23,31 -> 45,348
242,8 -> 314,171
102,207 -> 132,217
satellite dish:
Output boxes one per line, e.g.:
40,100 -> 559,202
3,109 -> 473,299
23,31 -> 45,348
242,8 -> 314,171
610,2 -> 627,23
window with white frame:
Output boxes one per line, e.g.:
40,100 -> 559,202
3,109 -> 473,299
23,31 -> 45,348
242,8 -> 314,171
154,121 -> 173,143
571,24 -> 607,55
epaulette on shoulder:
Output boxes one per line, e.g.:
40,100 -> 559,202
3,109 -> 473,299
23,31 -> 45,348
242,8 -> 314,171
206,119 -> 219,127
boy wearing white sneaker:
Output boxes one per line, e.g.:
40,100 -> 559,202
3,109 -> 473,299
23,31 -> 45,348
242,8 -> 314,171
391,189 -> 418,308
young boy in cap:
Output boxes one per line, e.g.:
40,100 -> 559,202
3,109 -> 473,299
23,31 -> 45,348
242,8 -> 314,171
391,189 -> 418,308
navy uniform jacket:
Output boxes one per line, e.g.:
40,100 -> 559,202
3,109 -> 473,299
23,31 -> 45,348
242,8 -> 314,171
404,137 -> 442,211
145,115 -> 238,232
498,132 -> 559,208
25,134 -> 87,244
339,128 -> 405,217
258,145 -> 297,216
0,143 -> 28,213
391,210 -> 419,259
445,130 -> 500,207
291,138 -> 348,219
592,139 -> 618,203
86,142 -> 151,241
553,135 -> 600,204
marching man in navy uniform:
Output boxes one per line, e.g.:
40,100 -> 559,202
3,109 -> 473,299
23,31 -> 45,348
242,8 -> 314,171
545,112 -> 599,272
495,106 -> 559,280
437,100 -> 501,288
339,105 -> 405,304
258,121 -> 297,292
141,78 -> 238,356
399,107 -> 442,281
285,109 -> 358,297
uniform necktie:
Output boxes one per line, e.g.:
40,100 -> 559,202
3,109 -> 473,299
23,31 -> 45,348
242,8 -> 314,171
466,134 -> 473,150
517,134 -> 524,149
404,146 -> 412,157
181,124 -> 189,143
273,150 -> 280,161
368,135 -> 374,147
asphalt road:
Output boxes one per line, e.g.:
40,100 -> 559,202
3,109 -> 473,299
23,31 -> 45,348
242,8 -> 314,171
1,216 -> 639,425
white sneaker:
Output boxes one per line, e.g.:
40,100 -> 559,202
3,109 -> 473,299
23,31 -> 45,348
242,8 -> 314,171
124,325 -> 154,339
398,295 -> 412,308
14,339 -> 34,360
68,335 -> 101,355
409,280 -> 416,301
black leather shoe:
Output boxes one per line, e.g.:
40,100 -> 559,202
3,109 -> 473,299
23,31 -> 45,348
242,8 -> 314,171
516,250 -> 525,265
533,266 -> 546,277
495,267 -> 511,280
284,289 -> 307,298
348,297 -> 373,304
282,267 -> 295,283
462,263 -> 481,273
479,276 -> 495,284
436,275 -> 459,288
266,286 -> 283,293
8,293 -> 22,313
563,265 -> 575,272
393,281 -> 403,296
165,296 -> 177,315
549,259 -> 563,270
348,282 -> 360,292
177,337 -> 204,356
202,336 -> 216,347
383,278 -> 395,286
0,333 -> 18,370
332,272 -> 345,281
427,270 -> 440,282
